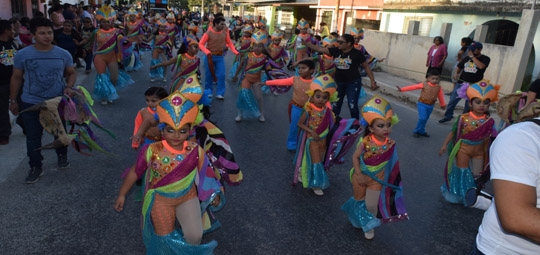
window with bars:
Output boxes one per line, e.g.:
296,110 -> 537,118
402,16 -> 433,36
11,0 -> 24,17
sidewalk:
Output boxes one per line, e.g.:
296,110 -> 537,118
360,71 -> 500,122
0,67 -> 91,182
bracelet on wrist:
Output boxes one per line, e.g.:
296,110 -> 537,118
9,99 -> 17,103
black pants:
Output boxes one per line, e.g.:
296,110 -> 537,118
0,84 -> 10,139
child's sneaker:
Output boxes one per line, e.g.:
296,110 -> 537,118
364,229 -> 375,240
25,167 -> 43,184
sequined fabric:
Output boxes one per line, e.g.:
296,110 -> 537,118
341,197 -> 381,232
93,73 -> 119,101
236,88 -> 261,119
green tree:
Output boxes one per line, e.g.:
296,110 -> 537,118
170,0 -> 190,10
188,0 -> 202,10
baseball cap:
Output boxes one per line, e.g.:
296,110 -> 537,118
469,42 -> 483,51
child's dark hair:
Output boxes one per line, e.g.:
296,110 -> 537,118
29,17 -> 53,34
427,69 -> 441,77
314,35 -> 321,41
297,59 -> 315,70
145,87 -> 169,99
461,37 -> 473,46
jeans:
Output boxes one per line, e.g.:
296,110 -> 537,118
287,104 -> 303,150
444,81 -> 470,119
0,85 -> 11,139
333,78 -> 362,120
21,101 -> 67,168
204,55 -> 226,97
414,102 -> 434,134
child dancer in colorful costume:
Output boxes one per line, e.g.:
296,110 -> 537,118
397,70 -> 446,137
294,74 -> 337,196
114,89 -> 224,254
264,30 -> 290,94
342,96 -> 408,240
258,60 -> 315,150
151,35 -> 201,94
439,79 -> 499,210
123,8 -> 145,72
298,35 -> 337,78
229,24 -> 253,80
133,74 -> 243,186
289,19 -> 312,67
91,6 -> 123,104
350,28 -> 384,75
150,15 -> 172,82
232,31 -> 268,122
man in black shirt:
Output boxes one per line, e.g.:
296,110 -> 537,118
303,34 -> 377,119
0,20 -> 18,145
525,78 -> 540,106
439,42 -> 490,123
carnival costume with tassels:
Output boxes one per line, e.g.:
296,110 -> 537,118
440,80 -> 499,206
169,36 -> 201,94
236,31 -> 268,120
342,96 -> 408,234
350,28 -> 380,76
293,75 -> 336,190
229,25 -> 253,80
133,89 -> 225,254
92,6 -> 124,102
264,30 -> 291,94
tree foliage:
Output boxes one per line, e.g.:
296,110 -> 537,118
170,0 -> 190,10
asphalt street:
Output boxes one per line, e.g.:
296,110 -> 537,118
0,49 -> 486,254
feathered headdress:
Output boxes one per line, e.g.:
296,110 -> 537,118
271,30 -> 284,40
156,89 -> 201,131
457,79 -> 500,102
251,30 -> 268,45
361,96 -> 398,126
307,74 -> 338,102
322,35 -> 337,48
297,18 -> 309,29
166,12 -> 175,20
95,5 -> 116,22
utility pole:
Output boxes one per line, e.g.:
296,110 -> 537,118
333,0 -> 340,33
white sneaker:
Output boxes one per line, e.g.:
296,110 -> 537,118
364,230 -> 375,240
235,115 -> 241,122
163,78 -> 167,82
216,95 -> 224,99
150,79 -> 155,82
297,174 -> 302,183
208,94 -> 213,98
259,116 -> 265,122
273,91 -> 279,96
312,188 -> 324,196
101,100 -> 107,105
